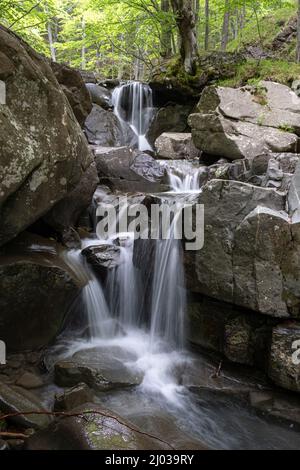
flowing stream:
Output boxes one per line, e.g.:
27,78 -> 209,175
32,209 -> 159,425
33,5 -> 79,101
52,82 -> 300,450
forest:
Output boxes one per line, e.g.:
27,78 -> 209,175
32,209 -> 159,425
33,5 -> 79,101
1,0 -> 300,79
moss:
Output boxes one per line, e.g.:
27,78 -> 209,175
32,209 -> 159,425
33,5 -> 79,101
278,123 -> 296,133
217,59 -> 300,88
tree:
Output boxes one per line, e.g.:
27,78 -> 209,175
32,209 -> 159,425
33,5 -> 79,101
221,0 -> 230,51
170,0 -> 199,74
297,0 -> 300,62
160,0 -> 172,58
204,0 -> 209,50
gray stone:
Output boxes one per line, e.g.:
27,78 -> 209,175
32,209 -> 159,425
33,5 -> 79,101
189,82 -> 300,161
54,383 -> 93,411
146,105 -> 191,147
155,133 -> 200,160
0,383 -> 52,429
86,83 -> 112,109
93,146 -> 169,192
15,372 -> 44,389
0,233 -> 83,351
54,347 -> 142,391
268,323 -> 300,392
84,104 -> 135,147
25,403 -> 170,450
0,25 -> 93,247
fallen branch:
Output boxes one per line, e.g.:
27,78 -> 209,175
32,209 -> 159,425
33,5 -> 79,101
211,361 -> 223,379
0,409 -> 174,449
0,432 -> 27,439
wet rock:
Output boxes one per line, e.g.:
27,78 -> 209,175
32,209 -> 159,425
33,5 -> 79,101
15,372 -> 44,390
146,104 -> 191,147
189,82 -> 300,160
249,391 -> 274,409
268,323 -> 300,392
86,83 -> 112,110
81,244 -> 122,278
0,25 -> 93,247
0,383 -> 52,429
84,104 -> 135,147
93,146 -> 169,192
54,383 -> 93,411
25,403 -> 170,450
0,233 -> 83,351
98,78 -> 120,89
288,160 -> 300,222
51,62 -> 92,126
155,133 -> 200,160
54,347 -> 142,391
6,439 -> 24,450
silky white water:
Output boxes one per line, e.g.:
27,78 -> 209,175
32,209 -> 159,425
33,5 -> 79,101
161,160 -> 203,192
112,81 -> 154,151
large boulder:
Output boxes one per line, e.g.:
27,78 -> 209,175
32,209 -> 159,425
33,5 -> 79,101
86,83 -> 112,110
84,104 -> 135,146
50,62 -> 92,126
25,404 -> 170,450
93,146 -> 169,192
184,179 -> 296,317
146,104 -> 191,147
0,233 -> 84,351
155,133 -> 200,160
0,25 -> 93,247
189,82 -> 300,160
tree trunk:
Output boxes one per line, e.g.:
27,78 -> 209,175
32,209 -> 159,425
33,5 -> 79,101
170,0 -> 199,74
297,0 -> 300,62
81,17 -> 86,70
47,21 -> 56,62
221,0 -> 230,51
204,0 -> 209,51
161,0 -> 172,58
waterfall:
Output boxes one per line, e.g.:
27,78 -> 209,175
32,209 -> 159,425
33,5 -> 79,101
112,81 -> 153,151
64,250 -> 115,340
164,161 -> 202,193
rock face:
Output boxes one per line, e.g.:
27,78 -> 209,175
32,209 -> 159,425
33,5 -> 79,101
0,233 -> 83,351
50,62 -> 92,126
93,146 -> 169,192
269,323 -> 300,392
189,82 -> 300,160
183,179 -> 300,317
84,104 -> 135,146
146,104 -> 191,147
0,25 -> 93,247
82,244 -> 122,279
26,404 -> 169,450
44,161 -> 98,232
86,83 -> 112,110
155,133 -> 200,160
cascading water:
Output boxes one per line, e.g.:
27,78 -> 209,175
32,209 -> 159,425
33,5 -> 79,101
112,81 -> 153,151
160,161 -> 203,192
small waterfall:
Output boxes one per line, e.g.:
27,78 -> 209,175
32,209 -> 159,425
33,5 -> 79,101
165,162 -> 202,192
64,250 -> 114,340
112,81 -> 153,151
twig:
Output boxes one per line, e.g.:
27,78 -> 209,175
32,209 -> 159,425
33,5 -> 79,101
0,409 -> 174,449
211,361 -> 223,379
0,432 -> 27,439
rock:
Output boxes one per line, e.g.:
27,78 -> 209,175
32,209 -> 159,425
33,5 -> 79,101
189,82 -> 300,160
184,180 -> 291,317
155,133 -> 200,160
81,244 -> 122,278
54,347 -> 142,391
6,439 -> 25,450
86,83 -> 112,109
0,383 -> 52,429
146,105 -> 191,147
54,383 -> 93,411
93,146 -> 169,192
249,391 -> 274,409
97,78 -> 120,89
44,161 -> 99,232
288,160 -> 300,222
84,104 -> 135,146
15,372 -> 44,389
268,323 -> 300,392
0,25 -> 93,247
0,439 -> 9,450
0,233 -> 84,351
292,79 -> 300,97
50,62 -> 92,126
25,403 -> 170,450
